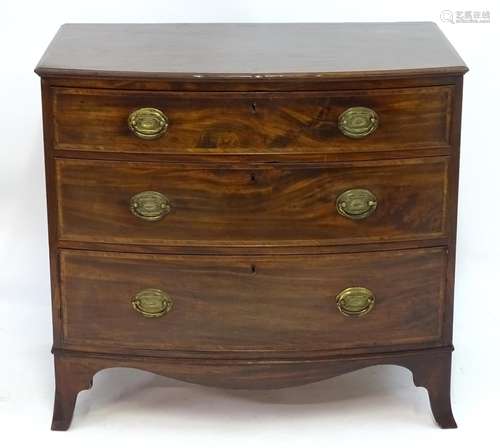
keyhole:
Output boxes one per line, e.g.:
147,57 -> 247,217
251,102 -> 257,114
250,264 -> 257,274
250,172 -> 257,183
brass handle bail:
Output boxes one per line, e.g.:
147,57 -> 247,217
336,287 -> 375,317
336,188 -> 377,220
338,106 -> 378,138
130,191 -> 170,222
128,107 -> 168,140
132,289 -> 173,318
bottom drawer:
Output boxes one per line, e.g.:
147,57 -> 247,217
59,248 -> 447,353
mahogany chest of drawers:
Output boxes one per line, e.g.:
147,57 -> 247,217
35,22 -> 467,430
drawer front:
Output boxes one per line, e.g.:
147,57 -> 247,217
56,158 -> 448,246
60,248 -> 447,352
52,86 -> 452,154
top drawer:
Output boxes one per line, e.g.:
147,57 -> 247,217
51,86 -> 453,155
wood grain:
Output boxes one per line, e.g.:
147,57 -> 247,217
35,23 -> 467,80
52,86 -> 453,154
55,157 -> 449,247
43,73 -> 463,93
59,247 -> 447,352
50,347 -> 456,429
36,23 -> 466,430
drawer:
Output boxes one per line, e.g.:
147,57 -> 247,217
52,86 -> 452,154
59,247 -> 447,352
55,158 -> 449,246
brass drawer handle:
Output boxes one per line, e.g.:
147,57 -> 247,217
336,287 -> 375,318
338,106 -> 378,138
130,191 -> 170,222
132,288 -> 173,318
128,107 -> 168,140
336,188 -> 377,220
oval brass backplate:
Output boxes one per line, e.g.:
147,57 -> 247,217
336,188 -> 377,220
336,287 -> 375,318
130,191 -> 170,222
338,106 -> 378,138
132,288 -> 173,318
128,107 -> 168,140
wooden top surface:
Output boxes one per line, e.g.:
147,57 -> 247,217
35,22 -> 467,80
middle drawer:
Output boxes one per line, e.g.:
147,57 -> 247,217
55,157 -> 448,247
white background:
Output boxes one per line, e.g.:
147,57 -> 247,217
0,0 -> 497,445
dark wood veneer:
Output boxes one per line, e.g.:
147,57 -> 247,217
59,248 -> 447,352
55,157 -> 449,247
51,347 -> 457,431
36,23 -> 466,430
35,23 -> 467,79
52,86 -> 452,154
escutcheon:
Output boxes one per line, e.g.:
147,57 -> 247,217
128,107 -> 168,140
338,106 -> 378,138
132,288 -> 173,318
336,188 -> 377,220
336,287 -> 375,317
130,191 -> 170,222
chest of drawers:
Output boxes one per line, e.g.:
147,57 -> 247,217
35,22 -> 467,430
